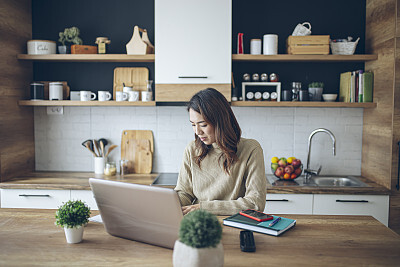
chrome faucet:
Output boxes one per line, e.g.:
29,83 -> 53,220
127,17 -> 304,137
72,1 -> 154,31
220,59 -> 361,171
305,128 -> 336,179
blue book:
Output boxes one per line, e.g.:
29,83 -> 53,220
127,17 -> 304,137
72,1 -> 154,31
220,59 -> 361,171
223,214 -> 296,236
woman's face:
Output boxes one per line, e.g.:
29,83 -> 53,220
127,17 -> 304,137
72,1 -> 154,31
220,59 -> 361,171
189,109 -> 216,145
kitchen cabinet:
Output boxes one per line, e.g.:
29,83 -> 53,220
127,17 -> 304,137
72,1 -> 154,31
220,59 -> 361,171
265,193 -> 389,226
154,0 -> 232,102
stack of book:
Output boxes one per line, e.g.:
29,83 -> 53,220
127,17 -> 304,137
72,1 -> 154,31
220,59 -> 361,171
339,70 -> 373,103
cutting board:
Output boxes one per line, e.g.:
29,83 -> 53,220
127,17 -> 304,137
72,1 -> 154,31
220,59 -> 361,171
113,67 -> 149,99
121,130 -> 153,174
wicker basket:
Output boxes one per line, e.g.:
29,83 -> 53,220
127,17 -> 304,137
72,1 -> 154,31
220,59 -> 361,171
330,37 -> 360,55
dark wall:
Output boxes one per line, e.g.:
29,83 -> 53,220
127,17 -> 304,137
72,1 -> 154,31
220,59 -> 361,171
232,0 -> 366,95
32,0 -> 154,93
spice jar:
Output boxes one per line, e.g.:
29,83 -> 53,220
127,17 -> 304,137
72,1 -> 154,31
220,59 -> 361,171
254,92 -> 262,101
104,162 -> 116,176
246,91 -> 254,101
262,92 -> 270,101
95,37 -> 111,54
120,159 -> 129,175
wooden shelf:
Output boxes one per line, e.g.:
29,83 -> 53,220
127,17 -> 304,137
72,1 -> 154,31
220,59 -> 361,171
232,54 -> 378,62
17,54 -> 155,62
231,101 -> 377,108
18,100 -> 156,106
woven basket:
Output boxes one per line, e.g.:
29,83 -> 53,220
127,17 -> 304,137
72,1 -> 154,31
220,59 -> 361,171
330,37 -> 360,55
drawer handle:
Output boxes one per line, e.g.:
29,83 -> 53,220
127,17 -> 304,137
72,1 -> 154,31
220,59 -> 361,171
178,76 -> 208,79
266,199 -> 289,202
336,199 -> 368,203
19,194 -> 50,197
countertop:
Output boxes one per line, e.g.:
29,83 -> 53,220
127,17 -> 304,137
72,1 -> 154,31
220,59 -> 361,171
0,171 -> 391,195
0,209 -> 399,266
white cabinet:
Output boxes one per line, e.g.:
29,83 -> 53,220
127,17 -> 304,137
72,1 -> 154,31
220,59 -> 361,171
313,194 -> 389,226
264,194 -> 313,215
0,189 -> 70,209
70,190 -> 98,210
155,0 -> 231,101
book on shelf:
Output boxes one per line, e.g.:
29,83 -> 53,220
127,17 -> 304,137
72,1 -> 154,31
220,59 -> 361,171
223,213 -> 296,236
339,70 -> 373,103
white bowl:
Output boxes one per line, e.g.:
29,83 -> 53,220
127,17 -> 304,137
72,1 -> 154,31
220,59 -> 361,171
322,94 -> 337,102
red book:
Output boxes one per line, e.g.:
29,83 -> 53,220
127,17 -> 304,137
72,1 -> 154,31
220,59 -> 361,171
237,33 -> 244,54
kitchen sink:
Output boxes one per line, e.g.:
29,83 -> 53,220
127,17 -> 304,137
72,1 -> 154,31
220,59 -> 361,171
309,176 -> 369,187
267,175 -> 370,187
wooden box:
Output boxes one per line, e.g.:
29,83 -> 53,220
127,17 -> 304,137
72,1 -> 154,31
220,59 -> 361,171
71,45 -> 97,54
287,35 -> 330,55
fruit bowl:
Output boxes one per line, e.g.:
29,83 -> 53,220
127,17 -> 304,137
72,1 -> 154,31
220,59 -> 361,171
270,157 -> 303,180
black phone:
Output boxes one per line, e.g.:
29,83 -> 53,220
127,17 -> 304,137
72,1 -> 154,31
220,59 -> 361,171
239,209 -> 273,222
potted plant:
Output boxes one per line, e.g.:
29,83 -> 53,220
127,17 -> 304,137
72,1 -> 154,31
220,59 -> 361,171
55,200 -> 91,244
58,26 -> 83,54
173,210 -> 224,267
308,82 -> 324,101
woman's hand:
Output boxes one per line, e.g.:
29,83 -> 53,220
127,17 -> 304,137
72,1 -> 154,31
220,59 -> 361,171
182,204 -> 200,215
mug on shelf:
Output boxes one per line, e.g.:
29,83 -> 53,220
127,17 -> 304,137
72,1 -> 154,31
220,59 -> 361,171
292,22 -> 312,36
98,91 -> 112,101
141,91 -> 152,102
80,91 -> 96,101
128,91 -> 140,102
116,91 -> 128,101
123,86 -> 133,93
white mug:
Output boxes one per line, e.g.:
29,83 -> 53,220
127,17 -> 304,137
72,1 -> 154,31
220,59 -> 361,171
263,34 -> 278,55
123,86 -> 133,93
141,91 -> 152,102
128,91 -> 140,101
116,91 -> 128,101
250,39 -> 262,55
80,91 -> 96,101
49,82 -> 63,100
98,91 -> 112,101
292,22 -> 312,36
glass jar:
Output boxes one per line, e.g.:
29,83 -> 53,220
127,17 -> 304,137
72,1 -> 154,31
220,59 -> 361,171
104,162 -> 116,176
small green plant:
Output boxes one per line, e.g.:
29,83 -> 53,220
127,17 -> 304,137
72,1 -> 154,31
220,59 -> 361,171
58,26 -> 83,46
55,200 -> 91,228
308,82 -> 324,88
179,210 -> 222,248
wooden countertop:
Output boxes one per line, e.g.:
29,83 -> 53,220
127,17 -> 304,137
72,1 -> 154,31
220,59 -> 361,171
0,209 -> 399,266
0,172 -> 390,195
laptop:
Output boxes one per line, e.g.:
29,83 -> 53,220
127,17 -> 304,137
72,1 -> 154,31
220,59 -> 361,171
89,178 -> 183,249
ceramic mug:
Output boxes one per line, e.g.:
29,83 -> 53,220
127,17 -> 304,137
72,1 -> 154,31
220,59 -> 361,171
128,91 -> 140,101
123,86 -> 133,93
141,91 -> 152,102
116,91 -> 128,101
80,91 -> 96,101
98,91 -> 112,101
49,82 -> 63,100
292,22 -> 312,36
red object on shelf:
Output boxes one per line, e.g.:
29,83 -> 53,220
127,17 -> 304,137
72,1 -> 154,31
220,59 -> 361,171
237,33 -> 244,54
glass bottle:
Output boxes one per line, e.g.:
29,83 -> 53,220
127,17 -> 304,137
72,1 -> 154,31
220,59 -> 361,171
291,82 -> 301,101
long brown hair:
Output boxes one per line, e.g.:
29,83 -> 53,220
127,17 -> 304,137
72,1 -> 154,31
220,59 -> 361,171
187,88 -> 242,174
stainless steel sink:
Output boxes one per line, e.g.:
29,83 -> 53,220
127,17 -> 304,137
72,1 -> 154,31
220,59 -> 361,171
309,176 -> 369,187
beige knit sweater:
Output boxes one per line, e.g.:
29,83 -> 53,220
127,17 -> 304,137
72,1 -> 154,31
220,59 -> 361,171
175,138 -> 267,215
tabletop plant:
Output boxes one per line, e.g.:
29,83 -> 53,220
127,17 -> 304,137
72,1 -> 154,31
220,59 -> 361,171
308,82 -> 324,88
173,210 -> 224,267
58,26 -> 83,46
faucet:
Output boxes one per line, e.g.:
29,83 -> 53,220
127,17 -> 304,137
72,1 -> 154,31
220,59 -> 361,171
305,128 -> 336,179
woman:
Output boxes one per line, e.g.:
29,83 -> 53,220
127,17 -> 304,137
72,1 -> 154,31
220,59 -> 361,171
175,88 -> 267,215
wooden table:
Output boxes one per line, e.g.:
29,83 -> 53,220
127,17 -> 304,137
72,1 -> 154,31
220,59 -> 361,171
0,209 -> 399,266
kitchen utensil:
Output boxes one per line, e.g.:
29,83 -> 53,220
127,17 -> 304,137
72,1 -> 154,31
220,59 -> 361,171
93,140 -> 101,157
94,157 -> 105,174
121,130 -> 153,174
105,145 -> 118,158
113,67 -> 149,100
99,138 -> 108,156
85,142 -> 98,157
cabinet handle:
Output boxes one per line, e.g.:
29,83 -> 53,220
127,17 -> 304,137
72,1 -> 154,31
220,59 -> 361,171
396,141 -> 400,190
19,194 -> 50,197
336,199 -> 368,203
266,199 -> 289,202
178,76 -> 208,79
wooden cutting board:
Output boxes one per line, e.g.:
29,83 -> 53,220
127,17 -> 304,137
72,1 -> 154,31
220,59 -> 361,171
121,130 -> 153,174
113,67 -> 149,99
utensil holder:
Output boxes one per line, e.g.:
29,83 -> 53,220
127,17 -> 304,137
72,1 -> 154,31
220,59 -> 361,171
94,157 -> 106,174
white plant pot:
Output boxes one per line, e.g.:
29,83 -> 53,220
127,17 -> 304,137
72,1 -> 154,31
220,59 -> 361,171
64,225 -> 84,244
173,240 -> 224,267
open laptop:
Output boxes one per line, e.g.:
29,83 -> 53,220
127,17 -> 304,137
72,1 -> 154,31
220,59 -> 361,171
89,178 -> 183,249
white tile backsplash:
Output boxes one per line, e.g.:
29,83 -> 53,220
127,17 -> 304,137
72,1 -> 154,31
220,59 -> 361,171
34,106 -> 364,176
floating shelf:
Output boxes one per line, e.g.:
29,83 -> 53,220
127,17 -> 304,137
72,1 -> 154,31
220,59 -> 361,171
18,100 -> 156,106
232,54 -> 378,62
17,54 -> 155,62
231,101 -> 377,108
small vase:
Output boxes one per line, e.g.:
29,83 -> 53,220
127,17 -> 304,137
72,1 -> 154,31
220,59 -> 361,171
173,240 -> 224,267
64,225 -> 84,244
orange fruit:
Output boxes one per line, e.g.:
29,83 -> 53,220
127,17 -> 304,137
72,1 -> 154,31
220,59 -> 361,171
283,173 -> 290,179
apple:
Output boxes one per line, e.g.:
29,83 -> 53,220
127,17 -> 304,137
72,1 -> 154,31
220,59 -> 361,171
275,167 -> 284,177
278,158 -> 287,167
294,167 -> 302,176
271,163 -> 279,171
284,165 -> 294,174
292,159 -> 301,168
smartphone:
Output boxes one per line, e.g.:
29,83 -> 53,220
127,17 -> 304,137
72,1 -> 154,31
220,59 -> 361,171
239,209 -> 273,222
